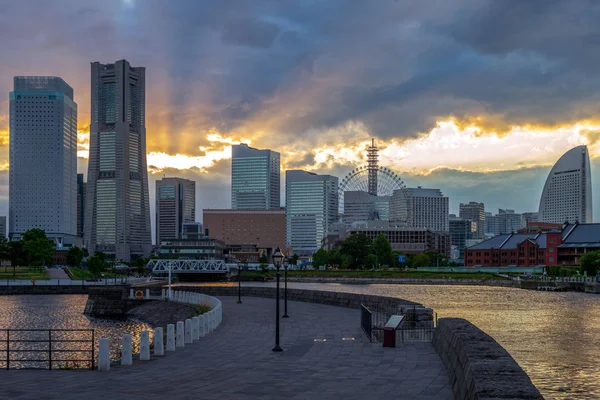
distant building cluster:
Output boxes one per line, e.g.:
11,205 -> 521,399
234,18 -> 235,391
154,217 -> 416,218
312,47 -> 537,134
5,63 -> 594,267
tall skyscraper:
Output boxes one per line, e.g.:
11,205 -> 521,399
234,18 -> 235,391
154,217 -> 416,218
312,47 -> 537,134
77,173 -> 86,238
485,209 -> 524,235
155,177 -> 196,243
285,170 -> 338,254
85,60 -> 152,261
9,77 -> 78,245
449,217 -> 477,260
0,216 -> 6,239
401,187 -> 449,232
231,144 -> 280,210
459,202 -> 486,239
538,145 -> 592,224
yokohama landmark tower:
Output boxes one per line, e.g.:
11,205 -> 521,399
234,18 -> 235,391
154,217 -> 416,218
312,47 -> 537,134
84,60 -> 152,261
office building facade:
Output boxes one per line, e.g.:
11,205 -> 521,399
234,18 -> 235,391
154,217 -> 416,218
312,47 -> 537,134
9,77 -> 78,245
285,170 -> 338,254
449,217 -> 477,260
77,174 -> 86,238
0,216 -> 6,239
85,60 -> 152,261
231,144 -> 280,210
459,202 -> 486,239
403,187 -> 449,231
538,145 -> 592,224
155,177 -> 196,243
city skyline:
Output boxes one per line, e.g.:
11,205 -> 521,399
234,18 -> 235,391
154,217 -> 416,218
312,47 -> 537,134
3,1 -> 600,229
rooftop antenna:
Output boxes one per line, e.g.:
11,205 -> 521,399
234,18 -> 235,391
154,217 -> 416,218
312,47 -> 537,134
367,138 -> 379,196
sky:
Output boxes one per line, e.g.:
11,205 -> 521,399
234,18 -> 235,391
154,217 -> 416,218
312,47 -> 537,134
2,0 -> 600,232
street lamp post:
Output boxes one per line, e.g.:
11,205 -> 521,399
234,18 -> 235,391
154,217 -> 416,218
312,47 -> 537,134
237,257 -> 244,304
272,248 -> 284,352
283,257 -> 289,318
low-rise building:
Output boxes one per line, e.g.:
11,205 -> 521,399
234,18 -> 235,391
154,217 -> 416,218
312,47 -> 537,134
202,209 -> 286,261
465,222 -> 600,266
156,238 -> 226,260
346,221 -> 451,256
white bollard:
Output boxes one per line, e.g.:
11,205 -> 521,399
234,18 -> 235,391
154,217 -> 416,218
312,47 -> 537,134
129,288 -> 134,298
185,319 -> 193,344
176,321 -> 185,348
121,334 -> 133,366
98,338 -> 110,371
192,316 -> 199,341
199,315 -> 206,337
166,324 -> 176,352
161,289 -> 166,299
154,327 -> 164,356
145,288 -> 150,298
140,330 -> 150,361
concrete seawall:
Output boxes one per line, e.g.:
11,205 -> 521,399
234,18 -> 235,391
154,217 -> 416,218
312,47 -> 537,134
175,285 -> 421,310
433,318 -> 543,400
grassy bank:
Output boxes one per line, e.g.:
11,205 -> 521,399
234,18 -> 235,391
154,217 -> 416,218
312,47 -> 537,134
0,266 -> 49,280
240,270 -> 506,280
66,268 -> 125,280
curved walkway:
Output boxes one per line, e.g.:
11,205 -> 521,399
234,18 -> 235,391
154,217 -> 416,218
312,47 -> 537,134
1,297 -> 452,400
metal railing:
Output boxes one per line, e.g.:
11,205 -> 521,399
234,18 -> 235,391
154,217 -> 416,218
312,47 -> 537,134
360,304 -> 372,342
0,329 -> 95,370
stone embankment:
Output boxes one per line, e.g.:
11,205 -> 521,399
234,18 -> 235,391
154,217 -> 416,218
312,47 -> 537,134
433,318 -> 543,400
176,285 -> 420,311
285,277 -> 520,287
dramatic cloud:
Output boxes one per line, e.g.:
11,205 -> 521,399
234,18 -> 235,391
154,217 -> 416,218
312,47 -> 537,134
2,0 -> 600,221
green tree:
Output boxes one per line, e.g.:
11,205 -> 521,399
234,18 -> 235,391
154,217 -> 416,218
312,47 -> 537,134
291,253 -> 299,266
66,246 -> 84,268
9,241 -> 25,266
340,233 -> 372,268
259,253 -> 268,264
367,254 -> 377,268
87,255 -> 105,277
0,238 -> 12,265
94,251 -> 107,264
327,247 -> 342,267
22,229 -> 55,267
411,253 -> 430,269
371,233 -> 393,267
134,257 -> 148,274
312,248 -> 328,268
580,251 -> 600,276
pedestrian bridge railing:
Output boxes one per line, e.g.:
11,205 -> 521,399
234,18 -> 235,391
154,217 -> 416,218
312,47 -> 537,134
97,290 -> 222,371
0,329 -> 95,370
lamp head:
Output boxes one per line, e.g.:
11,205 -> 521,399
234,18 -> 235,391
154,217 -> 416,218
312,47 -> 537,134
272,247 -> 284,269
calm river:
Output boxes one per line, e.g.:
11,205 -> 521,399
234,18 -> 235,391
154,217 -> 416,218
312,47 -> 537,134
0,295 -> 151,367
241,282 -> 600,400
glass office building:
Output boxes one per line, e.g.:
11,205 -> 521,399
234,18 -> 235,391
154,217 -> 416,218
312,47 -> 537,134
285,170 -> 338,254
9,76 -> 78,245
156,177 -> 196,243
231,144 -> 280,210
85,60 -> 152,261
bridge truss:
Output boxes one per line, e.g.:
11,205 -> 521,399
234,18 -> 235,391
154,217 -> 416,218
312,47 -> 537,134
147,259 -> 229,273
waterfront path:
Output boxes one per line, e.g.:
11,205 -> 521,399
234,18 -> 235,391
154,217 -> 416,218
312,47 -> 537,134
0,297 -> 452,400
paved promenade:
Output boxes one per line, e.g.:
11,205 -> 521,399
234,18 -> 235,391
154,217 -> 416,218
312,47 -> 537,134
0,297 -> 452,400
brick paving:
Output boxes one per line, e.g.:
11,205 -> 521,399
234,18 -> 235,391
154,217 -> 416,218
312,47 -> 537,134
0,297 -> 453,400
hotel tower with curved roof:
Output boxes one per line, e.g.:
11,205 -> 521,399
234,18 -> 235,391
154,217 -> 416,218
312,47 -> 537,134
538,145 -> 592,224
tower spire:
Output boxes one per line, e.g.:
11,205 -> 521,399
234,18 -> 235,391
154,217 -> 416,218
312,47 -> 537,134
367,138 -> 379,196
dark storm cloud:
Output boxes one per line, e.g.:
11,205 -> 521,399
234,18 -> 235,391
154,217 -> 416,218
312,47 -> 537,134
3,0 -> 600,143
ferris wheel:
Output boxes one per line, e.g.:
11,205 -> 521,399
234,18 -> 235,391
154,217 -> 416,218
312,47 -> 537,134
338,165 -> 406,214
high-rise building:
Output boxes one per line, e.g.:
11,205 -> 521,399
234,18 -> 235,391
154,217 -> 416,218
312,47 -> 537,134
485,209 -> 524,235
85,60 -> 152,261
9,77 -> 78,245
285,170 -> 338,254
521,212 -> 539,228
343,191 -> 391,226
77,174 -> 86,238
231,143 -> 280,210
459,202 -> 486,239
0,216 -> 6,239
538,145 -> 592,224
401,187 -> 449,231
449,217 -> 477,260
155,177 -> 196,243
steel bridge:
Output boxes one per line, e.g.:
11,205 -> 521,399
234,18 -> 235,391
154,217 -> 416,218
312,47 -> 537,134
147,259 -> 230,273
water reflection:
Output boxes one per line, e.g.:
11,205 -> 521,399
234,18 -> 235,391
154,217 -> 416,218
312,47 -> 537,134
0,295 -> 152,367
215,282 -> 600,400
